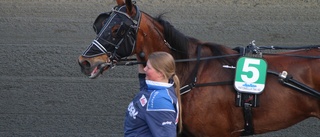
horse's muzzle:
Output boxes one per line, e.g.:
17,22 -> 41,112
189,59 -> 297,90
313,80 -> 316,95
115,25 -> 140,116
78,55 -> 112,79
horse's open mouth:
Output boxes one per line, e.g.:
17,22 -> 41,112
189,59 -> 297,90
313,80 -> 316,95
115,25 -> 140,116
89,65 -> 102,79
89,60 -> 116,79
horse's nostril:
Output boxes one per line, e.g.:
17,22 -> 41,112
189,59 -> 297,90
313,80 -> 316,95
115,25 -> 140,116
84,60 -> 91,68
79,60 -> 91,69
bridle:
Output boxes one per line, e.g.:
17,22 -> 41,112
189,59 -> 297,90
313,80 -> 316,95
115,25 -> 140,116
82,4 -> 141,68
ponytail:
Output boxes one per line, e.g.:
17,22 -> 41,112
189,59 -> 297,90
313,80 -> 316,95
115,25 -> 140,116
173,75 -> 182,133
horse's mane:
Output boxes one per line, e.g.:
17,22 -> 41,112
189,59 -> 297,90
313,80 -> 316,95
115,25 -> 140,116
155,16 -> 190,60
153,14 -> 237,65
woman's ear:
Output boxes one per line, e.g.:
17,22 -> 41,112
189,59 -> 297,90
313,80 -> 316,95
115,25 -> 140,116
159,71 -> 167,80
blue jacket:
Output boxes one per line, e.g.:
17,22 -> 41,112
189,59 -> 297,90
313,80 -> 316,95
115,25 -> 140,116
124,74 -> 179,137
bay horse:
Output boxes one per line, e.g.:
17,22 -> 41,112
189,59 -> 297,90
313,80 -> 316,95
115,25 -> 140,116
78,0 -> 320,136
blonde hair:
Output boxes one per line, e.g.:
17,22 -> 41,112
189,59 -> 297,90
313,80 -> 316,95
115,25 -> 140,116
148,52 -> 182,133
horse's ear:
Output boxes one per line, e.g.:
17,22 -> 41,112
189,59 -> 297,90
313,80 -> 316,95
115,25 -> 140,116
116,0 -> 125,6
125,0 -> 135,16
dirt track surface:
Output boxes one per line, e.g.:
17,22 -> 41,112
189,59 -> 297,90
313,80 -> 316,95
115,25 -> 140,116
1,0 -> 319,136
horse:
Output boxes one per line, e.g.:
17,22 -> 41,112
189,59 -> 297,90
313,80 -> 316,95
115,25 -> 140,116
78,0 -> 320,136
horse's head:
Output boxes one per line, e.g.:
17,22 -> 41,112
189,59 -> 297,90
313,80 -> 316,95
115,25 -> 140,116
79,0 -> 182,78
78,0 -> 142,78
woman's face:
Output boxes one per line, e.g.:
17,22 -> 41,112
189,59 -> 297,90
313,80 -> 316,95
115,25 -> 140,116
144,60 -> 164,82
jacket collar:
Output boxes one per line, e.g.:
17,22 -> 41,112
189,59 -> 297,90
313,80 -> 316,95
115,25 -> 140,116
146,80 -> 173,90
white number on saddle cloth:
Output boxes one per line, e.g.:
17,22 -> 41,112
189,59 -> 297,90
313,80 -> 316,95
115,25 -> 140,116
234,57 -> 267,94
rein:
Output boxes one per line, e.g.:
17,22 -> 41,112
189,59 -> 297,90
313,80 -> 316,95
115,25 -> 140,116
123,45 -> 320,65
122,45 -> 320,96
263,53 -> 320,59
256,45 -> 320,59
123,53 -> 241,65
122,50 -> 320,66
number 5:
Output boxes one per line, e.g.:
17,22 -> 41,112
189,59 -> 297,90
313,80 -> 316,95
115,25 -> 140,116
241,58 -> 260,83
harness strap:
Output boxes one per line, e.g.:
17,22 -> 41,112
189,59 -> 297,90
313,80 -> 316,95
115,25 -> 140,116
180,45 -> 240,95
241,102 -> 254,136
194,45 -> 202,83
268,70 -> 320,99
180,45 -> 238,95
180,45 -> 201,95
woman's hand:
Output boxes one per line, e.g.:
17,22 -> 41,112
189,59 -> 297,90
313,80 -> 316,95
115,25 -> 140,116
138,64 -> 145,74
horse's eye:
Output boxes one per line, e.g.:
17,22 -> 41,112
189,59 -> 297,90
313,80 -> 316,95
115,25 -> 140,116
112,28 -> 119,34
111,25 -> 120,36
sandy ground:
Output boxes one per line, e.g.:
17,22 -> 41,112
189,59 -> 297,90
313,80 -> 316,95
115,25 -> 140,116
0,0 -> 319,136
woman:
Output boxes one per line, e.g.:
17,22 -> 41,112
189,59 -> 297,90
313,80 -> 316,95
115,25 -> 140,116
124,52 -> 182,137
